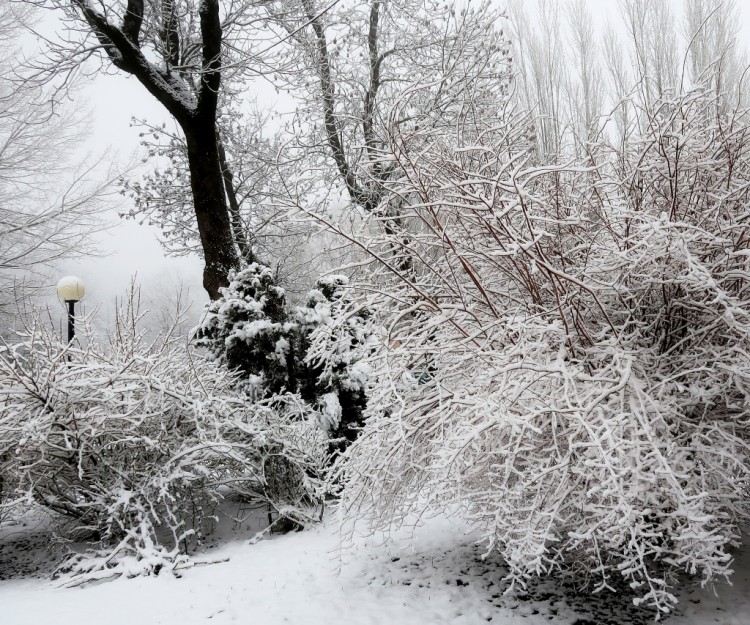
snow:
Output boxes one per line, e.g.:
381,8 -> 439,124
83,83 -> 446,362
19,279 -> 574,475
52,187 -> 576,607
317,274 -> 350,288
319,391 -> 342,430
227,319 -> 276,342
1,509 -> 748,625
344,360 -> 371,391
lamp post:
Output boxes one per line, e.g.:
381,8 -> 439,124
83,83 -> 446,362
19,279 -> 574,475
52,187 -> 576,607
57,276 -> 85,343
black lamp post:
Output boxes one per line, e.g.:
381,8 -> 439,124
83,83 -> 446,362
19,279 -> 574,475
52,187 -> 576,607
57,276 -> 85,343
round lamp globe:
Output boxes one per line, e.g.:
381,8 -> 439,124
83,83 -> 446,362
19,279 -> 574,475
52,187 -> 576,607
57,276 -> 86,303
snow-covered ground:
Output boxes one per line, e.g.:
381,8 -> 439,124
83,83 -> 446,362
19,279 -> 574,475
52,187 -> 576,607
1,508 -> 748,625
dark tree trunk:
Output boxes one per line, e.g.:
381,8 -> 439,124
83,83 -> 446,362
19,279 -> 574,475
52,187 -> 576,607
184,124 -> 241,299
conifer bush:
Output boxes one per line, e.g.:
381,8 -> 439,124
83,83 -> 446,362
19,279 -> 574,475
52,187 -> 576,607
194,266 -> 373,455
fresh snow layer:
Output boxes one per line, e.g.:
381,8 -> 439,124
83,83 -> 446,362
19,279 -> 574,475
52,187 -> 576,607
1,511 -> 748,625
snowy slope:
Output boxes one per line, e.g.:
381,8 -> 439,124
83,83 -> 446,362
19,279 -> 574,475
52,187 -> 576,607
1,512 -> 748,625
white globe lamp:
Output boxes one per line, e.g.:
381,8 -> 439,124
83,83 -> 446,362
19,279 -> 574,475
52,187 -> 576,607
57,276 -> 85,303
57,276 -> 85,343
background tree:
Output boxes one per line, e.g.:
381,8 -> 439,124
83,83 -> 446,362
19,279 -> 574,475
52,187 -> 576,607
0,3 -> 112,328
507,0 -> 568,157
506,0 -> 747,158
115,0 -> 510,297
261,0 -> 510,217
29,0 -> 253,298
683,0 -> 746,106
122,102 -> 329,298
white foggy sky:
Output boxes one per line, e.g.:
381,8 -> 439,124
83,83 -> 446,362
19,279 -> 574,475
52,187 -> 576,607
44,0 -> 750,324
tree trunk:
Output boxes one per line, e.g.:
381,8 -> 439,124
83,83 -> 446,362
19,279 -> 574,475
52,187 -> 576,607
184,124 -> 241,299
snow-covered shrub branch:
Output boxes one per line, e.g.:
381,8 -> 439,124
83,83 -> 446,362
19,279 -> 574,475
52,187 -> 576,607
0,290 -> 327,583
330,80 -> 750,613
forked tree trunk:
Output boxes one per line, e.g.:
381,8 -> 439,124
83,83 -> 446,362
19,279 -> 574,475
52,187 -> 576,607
70,0 -> 242,299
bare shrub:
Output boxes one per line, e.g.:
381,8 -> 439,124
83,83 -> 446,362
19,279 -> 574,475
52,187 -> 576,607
0,289 -> 327,584
329,80 -> 750,614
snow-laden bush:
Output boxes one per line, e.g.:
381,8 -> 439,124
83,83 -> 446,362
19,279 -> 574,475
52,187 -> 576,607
194,266 -> 374,454
328,83 -> 750,613
0,292 -> 327,584
193,262 -> 293,395
297,275 -> 373,452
